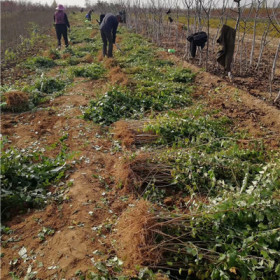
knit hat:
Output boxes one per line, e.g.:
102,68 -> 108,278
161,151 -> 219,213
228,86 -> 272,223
56,4 -> 65,10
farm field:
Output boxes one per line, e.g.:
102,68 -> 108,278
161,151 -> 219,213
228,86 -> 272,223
1,11 -> 280,280
134,18 -> 280,104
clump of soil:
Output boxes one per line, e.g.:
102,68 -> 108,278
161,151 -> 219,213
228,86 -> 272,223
4,91 -> 29,112
113,199 -> 161,269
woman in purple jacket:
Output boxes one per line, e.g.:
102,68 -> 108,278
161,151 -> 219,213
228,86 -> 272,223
54,4 -> 70,49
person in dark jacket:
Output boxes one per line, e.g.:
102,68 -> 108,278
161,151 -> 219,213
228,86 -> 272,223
217,25 -> 236,73
187,32 -> 208,58
100,13 -> 121,58
54,4 -> 70,49
119,10 -> 126,23
96,14 -> 105,25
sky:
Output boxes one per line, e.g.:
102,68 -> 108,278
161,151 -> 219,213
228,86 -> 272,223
1,0 -> 122,8
0,0 -> 98,8
27,0 -> 86,7
1,0 -> 278,9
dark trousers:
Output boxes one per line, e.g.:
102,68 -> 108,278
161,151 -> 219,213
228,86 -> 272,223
101,30 -> 113,57
55,24 -> 68,47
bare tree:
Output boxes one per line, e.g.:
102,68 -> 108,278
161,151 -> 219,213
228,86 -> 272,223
182,0 -> 194,58
255,21 -> 271,71
234,2 -> 254,74
249,0 -> 262,67
265,0 -> 280,100
199,0 -> 215,69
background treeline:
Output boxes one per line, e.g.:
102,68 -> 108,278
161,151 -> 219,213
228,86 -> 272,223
1,1 -> 54,55
1,1 -> 79,65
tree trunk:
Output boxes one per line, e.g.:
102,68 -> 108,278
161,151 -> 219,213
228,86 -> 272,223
249,1 -> 261,67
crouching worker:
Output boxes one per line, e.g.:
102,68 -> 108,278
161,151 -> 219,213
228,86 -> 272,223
100,14 -> 121,57
54,4 -> 70,49
85,10 -> 93,21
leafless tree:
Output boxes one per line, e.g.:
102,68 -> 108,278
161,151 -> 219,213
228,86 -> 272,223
234,2 -> 254,74
265,0 -> 280,100
182,0 -> 194,58
198,0 -> 215,69
249,0 -> 262,67
255,21 -> 270,70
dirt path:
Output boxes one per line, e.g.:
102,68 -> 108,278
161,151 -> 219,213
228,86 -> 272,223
1,52 -> 135,278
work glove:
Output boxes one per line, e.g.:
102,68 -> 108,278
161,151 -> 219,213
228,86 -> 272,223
68,28 -> 71,33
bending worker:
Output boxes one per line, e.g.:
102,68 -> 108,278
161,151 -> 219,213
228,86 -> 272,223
100,13 -> 121,57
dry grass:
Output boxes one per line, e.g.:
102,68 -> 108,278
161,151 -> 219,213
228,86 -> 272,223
155,273 -> 170,280
112,120 -> 158,148
98,55 -> 130,85
62,53 -> 71,59
116,36 -> 122,44
109,66 -> 129,86
113,199 -> 161,268
91,29 -> 98,38
4,91 -> 29,112
103,57 -> 118,68
44,50 -> 59,60
114,152 -> 172,194
97,51 -> 104,62
81,54 -> 93,63
113,199 -> 215,272
114,157 -> 136,192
